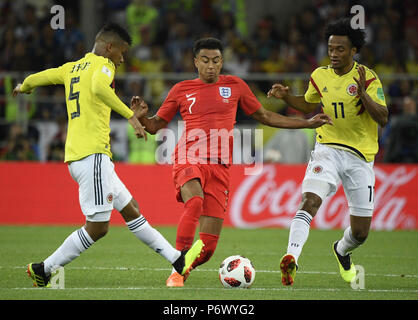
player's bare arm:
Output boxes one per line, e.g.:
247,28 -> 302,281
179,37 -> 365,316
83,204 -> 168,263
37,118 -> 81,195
130,96 -> 148,119
251,106 -> 333,129
267,83 -> 318,114
139,114 -> 168,135
354,66 -> 388,127
128,116 -> 147,140
128,96 -> 148,140
134,99 -> 168,135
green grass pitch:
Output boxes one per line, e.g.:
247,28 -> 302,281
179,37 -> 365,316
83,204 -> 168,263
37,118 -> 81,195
0,225 -> 417,300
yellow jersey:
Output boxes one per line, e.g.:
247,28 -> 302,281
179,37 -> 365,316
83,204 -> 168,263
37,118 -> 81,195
20,52 -> 134,162
304,61 -> 387,162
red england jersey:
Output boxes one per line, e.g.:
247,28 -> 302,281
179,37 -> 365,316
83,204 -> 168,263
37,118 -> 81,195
156,75 -> 261,165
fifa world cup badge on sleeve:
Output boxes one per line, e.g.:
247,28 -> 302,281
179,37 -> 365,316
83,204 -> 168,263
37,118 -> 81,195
377,87 -> 385,101
101,65 -> 112,78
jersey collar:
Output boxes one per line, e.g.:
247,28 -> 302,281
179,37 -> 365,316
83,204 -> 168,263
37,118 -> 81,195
85,52 -> 116,69
331,61 -> 357,78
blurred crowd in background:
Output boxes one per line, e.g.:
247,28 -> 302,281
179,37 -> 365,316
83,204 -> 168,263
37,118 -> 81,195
0,0 -> 417,163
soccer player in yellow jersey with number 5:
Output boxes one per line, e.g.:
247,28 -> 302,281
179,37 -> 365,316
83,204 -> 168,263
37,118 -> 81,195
13,23 -> 203,287
268,18 -> 388,286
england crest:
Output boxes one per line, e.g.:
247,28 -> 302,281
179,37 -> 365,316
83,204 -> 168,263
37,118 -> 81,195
219,87 -> 232,98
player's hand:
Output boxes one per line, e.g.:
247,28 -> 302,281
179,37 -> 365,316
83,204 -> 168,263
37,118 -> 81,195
267,83 -> 290,99
353,65 -> 366,97
128,116 -> 148,141
12,83 -> 32,97
306,113 -> 333,128
130,96 -> 148,119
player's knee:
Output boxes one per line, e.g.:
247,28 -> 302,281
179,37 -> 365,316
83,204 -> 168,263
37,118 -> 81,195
95,223 -> 109,240
184,196 -> 204,219
120,199 -> 141,222
96,228 -> 108,240
85,222 -> 109,241
350,211 -> 372,243
300,192 -> 322,217
131,198 -> 139,212
181,179 -> 204,201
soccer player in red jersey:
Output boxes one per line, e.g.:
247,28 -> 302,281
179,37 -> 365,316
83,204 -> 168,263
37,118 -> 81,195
137,37 -> 332,286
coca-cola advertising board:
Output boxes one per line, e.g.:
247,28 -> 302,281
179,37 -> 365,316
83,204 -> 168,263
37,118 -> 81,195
0,163 -> 417,230
228,164 -> 418,230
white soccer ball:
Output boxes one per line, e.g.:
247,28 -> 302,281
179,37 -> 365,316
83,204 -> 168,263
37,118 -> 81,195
219,255 -> 255,288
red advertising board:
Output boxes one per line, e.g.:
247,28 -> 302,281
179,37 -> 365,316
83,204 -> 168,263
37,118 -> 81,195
228,164 -> 418,230
0,163 -> 417,230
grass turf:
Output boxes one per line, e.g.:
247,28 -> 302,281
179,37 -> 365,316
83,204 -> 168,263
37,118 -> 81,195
0,225 -> 417,300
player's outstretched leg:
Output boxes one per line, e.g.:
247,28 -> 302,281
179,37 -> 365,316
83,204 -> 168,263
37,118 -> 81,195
280,209 -> 313,286
279,254 -> 297,286
26,262 -> 51,287
332,241 -> 356,283
166,239 -> 204,287
27,226 -> 96,287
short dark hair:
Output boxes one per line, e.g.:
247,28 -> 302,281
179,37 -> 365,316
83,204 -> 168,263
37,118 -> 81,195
96,23 -> 132,46
193,37 -> 223,57
325,18 -> 366,51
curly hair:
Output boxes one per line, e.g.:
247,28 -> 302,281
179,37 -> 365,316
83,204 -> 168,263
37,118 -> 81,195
96,23 -> 132,46
193,38 -> 223,57
325,18 -> 366,51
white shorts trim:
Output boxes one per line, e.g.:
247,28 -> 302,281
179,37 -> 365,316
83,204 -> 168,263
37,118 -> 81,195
302,179 -> 334,201
68,153 -> 132,220
85,210 -> 112,222
349,207 -> 373,217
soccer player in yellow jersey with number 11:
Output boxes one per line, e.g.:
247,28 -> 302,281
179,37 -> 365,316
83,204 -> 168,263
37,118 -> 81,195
268,18 -> 388,286
13,23 -> 203,288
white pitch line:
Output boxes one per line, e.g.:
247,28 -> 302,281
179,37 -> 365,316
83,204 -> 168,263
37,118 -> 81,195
3,286 -> 418,294
2,265 -> 417,278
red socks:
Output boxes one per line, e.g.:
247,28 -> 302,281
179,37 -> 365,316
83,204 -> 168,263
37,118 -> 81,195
176,196 -> 220,269
176,196 -> 203,250
191,232 -> 219,269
